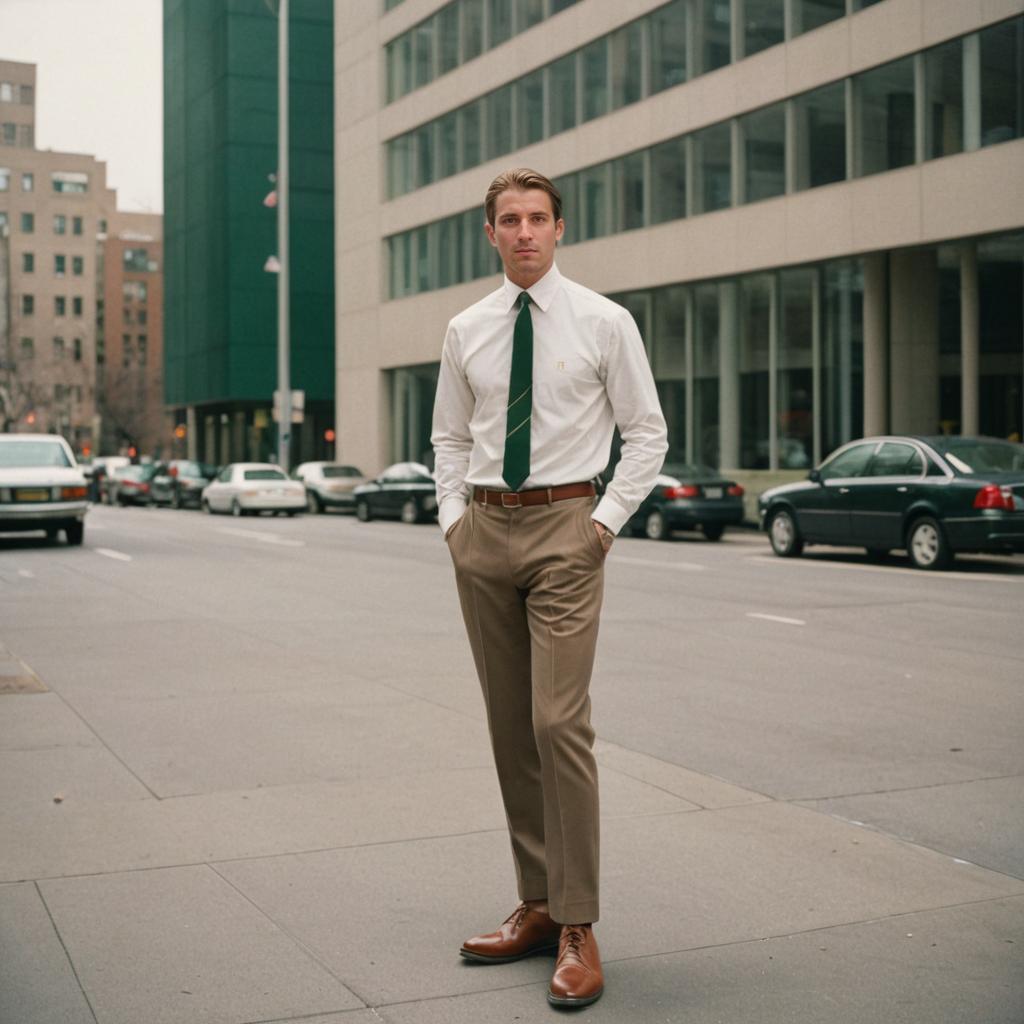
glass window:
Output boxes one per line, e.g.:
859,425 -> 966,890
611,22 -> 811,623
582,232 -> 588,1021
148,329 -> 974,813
414,122 -> 435,188
0,166 -> 8,190
51,171 -> 88,194
867,441 -> 924,476
980,17 -> 1024,147
2,123 -> 15,144
610,21 -> 644,111
516,70 -> 545,148
21,172 -> 33,191
548,53 -> 577,136
821,260 -> 864,455
138,310 -> 147,325
741,102 -> 786,203
821,442 -> 874,479
740,274 -> 772,469
386,35 -> 410,103
72,216 -> 83,236
54,214 -> 67,235
387,135 -> 414,198
653,285 -> 688,461
412,18 -> 435,90
515,0 -> 545,32
21,294 -> 33,315
793,80 -> 847,190
779,268 -> 815,470
20,337 -> 33,358
55,296 -> 66,316
582,38 -> 609,122
437,214 -> 463,290
696,0 -> 731,74
22,252 -> 34,273
488,0 -> 513,48
21,212 -> 34,233
438,112 -> 459,179
692,122 -> 732,214
650,136 -> 687,224
438,3 -> 460,75
924,37 -> 963,159
552,173 -> 579,245
614,151 -> 646,233
579,163 -> 611,241
463,0 -> 485,61
55,254 -> 66,276
459,99 -> 483,170
650,0 -> 688,94
486,85 -> 513,160
743,0 -> 785,59
852,0 -> 885,8
74,338 -> 83,362
389,233 -> 409,299
0,83 -> 10,102
73,297 -> 83,317
53,336 -> 65,358
854,56 -> 916,177
694,283 -> 720,467
792,0 -> 845,37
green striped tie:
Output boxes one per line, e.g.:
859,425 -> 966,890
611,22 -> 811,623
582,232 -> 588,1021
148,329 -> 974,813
502,291 -> 533,491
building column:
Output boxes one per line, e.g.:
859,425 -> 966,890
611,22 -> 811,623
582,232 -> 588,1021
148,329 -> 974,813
203,414 -> 217,465
863,253 -> 888,435
718,281 -> 741,469
186,405 -> 198,461
889,248 -> 940,434
960,241 -> 980,436
231,411 -> 246,462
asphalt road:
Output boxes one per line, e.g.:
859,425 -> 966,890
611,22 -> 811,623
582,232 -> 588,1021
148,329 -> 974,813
1,503 -> 1022,1023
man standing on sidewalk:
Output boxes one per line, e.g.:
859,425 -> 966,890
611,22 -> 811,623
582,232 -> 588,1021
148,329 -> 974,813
431,168 -> 667,1008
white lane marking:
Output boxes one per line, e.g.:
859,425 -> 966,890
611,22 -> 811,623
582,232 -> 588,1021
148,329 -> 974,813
17,569 -> 35,578
95,547 -> 133,562
747,612 -> 806,626
613,555 -> 705,572
216,527 -> 305,548
749,555 -> 1024,583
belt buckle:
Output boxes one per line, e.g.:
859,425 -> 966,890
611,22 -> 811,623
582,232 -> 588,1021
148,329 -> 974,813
500,491 -> 521,508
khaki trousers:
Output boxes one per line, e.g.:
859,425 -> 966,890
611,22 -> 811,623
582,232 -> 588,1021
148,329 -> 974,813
447,495 -> 605,925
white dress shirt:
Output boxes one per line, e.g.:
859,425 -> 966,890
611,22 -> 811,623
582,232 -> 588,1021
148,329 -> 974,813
431,263 -> 668,536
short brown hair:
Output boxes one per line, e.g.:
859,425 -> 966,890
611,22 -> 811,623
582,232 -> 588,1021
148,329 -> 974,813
484,168 -> 562,226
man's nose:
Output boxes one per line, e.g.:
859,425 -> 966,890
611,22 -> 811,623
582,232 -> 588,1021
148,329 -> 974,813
516,218 -> 532,238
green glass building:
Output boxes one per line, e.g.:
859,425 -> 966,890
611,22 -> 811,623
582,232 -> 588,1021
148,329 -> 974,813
163,0 -> 334,466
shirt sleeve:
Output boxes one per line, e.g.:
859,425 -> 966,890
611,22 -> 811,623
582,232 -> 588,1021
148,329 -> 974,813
430,320 -> 475,534
593,308 -> 668,535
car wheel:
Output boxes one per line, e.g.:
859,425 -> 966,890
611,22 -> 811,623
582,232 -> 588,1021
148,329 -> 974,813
702,524 -> 725,542
645,510 -> 669,541
356,499 -> 372,522
231,499 -> 244,517
769,508 -> 804,557
400,498 -> 420,524
307,491 -> 322,514
906,516 -> 952,571
65,522 -> 84,546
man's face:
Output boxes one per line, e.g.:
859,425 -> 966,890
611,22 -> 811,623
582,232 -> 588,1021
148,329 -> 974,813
485,188 -> 564,289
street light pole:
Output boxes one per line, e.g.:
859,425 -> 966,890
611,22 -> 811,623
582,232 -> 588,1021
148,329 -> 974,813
276,0 -> 291,470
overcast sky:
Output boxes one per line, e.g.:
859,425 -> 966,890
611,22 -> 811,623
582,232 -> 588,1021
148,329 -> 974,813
0,0 -> 163,213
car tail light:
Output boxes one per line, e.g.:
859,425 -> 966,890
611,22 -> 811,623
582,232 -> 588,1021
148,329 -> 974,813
664,485 -> 699,499
61,486 -> 87,499
140,483 -> 150,493
973,484 -> 1014,511
727,484 -> 745,497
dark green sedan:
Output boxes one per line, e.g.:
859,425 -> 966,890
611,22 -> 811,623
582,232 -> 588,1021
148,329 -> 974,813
758,436 -> 1024,570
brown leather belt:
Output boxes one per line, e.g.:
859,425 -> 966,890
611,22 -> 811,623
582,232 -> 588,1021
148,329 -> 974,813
473,482 -> 595,509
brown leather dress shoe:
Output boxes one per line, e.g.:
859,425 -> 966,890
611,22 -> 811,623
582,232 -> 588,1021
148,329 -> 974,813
547,925 -> 604,1007
460,904 -> 561,964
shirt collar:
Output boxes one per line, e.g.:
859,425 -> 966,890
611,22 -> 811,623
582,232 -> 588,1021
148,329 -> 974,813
501,262 -> 562,314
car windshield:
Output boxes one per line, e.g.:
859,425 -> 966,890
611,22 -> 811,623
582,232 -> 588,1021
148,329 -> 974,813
122,465 -> 154,480
322,465 -> 361,478
175,461 -> 203,476
0,440 -> 72,468
937,439 -> 1024,474
244,469 -> 287,481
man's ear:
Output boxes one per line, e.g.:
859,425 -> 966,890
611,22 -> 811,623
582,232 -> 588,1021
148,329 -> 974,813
554,218 -> 565,243
484,221 -> 497,248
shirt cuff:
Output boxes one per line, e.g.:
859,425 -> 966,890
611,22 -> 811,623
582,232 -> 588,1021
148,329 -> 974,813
592,495 -> 629,536
438,495 -> 469,535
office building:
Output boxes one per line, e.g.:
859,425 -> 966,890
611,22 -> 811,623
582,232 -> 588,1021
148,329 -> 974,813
335,0 -> 1024,496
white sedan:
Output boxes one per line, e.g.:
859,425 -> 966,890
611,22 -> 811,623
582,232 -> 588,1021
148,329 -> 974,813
201,463 -> 306,516
0,433 -> 88,544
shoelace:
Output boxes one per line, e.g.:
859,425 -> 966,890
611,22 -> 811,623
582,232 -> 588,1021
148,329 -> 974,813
505,903 -> 530,930
560,926 -> 587,965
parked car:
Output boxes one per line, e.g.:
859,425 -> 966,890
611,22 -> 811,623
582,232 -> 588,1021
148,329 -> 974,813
758,435 -> 1024,570
201,463 -> 306,516
108,464 -> 158,506
84,455 -> 130,503
150,459 -> 216,509
353,462 -> 437,523
0,433 -> 88,545
627,463 -> 745,540
292,461 -> 366,513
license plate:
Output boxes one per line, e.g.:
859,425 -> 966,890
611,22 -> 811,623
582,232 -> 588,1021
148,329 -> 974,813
704,487 -> 723,499
16,489 -> 49,501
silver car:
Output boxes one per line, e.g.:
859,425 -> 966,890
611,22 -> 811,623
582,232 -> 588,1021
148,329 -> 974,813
0,433 -> 88,545
201,462 -> 306,516
292,461 -> 366,513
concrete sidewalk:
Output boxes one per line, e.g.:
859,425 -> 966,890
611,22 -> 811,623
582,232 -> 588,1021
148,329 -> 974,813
1,513 -> 1022,1023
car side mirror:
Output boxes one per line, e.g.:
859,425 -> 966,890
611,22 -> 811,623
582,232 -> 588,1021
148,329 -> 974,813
808,468 -> 822,484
